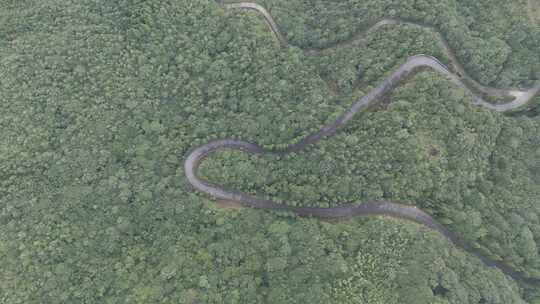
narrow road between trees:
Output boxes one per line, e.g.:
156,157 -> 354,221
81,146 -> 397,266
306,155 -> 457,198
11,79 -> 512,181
224,1 -> 540,106
185,1 -> 540,285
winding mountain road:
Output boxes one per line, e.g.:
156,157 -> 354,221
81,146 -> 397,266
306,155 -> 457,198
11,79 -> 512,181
224,1 -> 540,106
185,1 -> 540,285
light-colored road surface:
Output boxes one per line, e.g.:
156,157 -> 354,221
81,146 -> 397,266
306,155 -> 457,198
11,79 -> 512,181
529,0 -> 540,25
185,1 -> 540,285
225,1 -> 540,107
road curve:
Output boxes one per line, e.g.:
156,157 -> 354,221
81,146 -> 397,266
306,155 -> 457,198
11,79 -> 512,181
185,57 -> 540,284
184,2 -> 540,284
223,1 -> 540,109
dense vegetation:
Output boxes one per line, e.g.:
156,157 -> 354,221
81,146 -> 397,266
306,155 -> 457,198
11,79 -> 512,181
201,71 -> 540,278
1,0 -> 539,303
250,0 -> 540,87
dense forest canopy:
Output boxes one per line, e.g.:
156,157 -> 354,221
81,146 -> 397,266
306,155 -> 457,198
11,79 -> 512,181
1,0 -> 539,303
248,0 -> 540,87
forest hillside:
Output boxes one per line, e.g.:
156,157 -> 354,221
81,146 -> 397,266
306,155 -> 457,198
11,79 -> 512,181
1,0 -> 539,303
